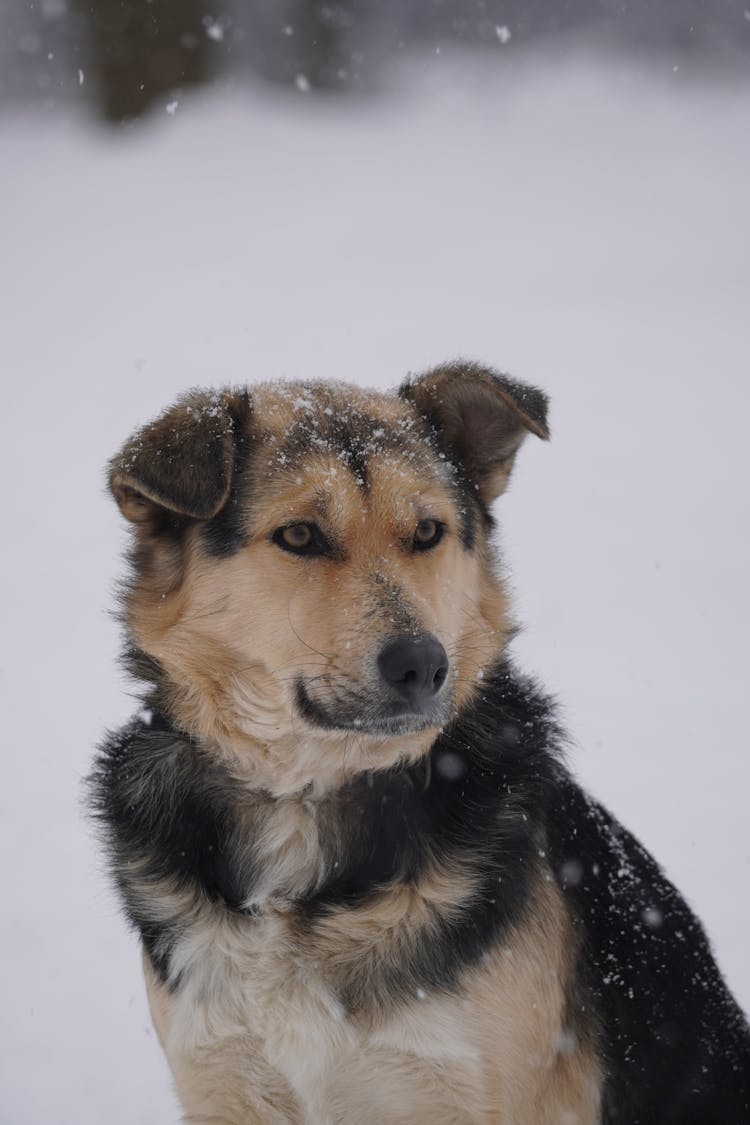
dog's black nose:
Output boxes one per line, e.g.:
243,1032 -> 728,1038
377,637 -> 449,708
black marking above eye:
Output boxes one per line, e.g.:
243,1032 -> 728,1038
272,522 -> 331,557
412,519 -> 444,552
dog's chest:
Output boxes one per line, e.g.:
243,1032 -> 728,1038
167,798 -> 337,1051
165,904 -> 481,1123
154,794 -> 489,1120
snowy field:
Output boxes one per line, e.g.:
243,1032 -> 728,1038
2,49 -> 749,1123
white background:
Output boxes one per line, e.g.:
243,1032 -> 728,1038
2,49 -> 749,1123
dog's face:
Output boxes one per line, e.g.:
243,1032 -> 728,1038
110,364 -> 547,792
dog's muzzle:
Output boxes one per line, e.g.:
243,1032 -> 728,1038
295,634 -> 451,735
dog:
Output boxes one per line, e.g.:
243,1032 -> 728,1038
90,362 -> 750,1123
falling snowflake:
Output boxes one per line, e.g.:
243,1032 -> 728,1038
642,906 -> 664,929
435,751 -> 466,781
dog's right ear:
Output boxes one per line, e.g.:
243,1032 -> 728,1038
109,389 -> 251,525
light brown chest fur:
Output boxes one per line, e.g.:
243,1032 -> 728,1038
144,877 -> 601,1125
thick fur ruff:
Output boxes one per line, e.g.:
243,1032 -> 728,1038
90,364 -> 750,1123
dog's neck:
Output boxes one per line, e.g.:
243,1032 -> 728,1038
135,705 -> 439,913
213,725 -> 436,800
107,658 -> 556,931
143,700 -> 436,800
128,644 -> 439,798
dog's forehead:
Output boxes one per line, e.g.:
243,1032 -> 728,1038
252,380 -> 412,437
249,380 -> 445,483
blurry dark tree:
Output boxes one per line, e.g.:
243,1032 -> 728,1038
1,0 -> 748,122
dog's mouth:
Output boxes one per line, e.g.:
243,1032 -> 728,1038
294,678 -> 452,737
294,635 -> 453,737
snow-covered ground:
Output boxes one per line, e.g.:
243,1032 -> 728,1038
1,50 -> 749,1124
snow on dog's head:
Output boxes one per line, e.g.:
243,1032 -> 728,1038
109,363 -> 548,794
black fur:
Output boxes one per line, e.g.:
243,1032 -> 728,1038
89,715 -> 251,982
547,778 -> 750,1123
89,662 -> 750,1119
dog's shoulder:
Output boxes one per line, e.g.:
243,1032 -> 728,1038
89,711 -> 252,976
547,774 -> 750,1122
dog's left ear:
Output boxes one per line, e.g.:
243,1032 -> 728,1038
400,361 -> 549,504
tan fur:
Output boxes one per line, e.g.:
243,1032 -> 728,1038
461,879 -> 602,1124
143,871 -> 600,1124
302,860 -> 482,1014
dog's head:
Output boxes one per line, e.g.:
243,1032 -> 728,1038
110,362 -> 548,792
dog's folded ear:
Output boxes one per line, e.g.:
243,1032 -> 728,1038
400,361 -> 549,505
109,389 -> 251,524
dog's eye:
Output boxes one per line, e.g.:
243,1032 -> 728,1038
282,523 -> 312,549
413,519 -> 443,551
273,522 -> 327,557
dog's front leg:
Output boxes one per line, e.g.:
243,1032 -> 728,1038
142,949 -> 302,1124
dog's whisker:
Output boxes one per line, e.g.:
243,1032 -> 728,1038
285,604 -> 335,661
